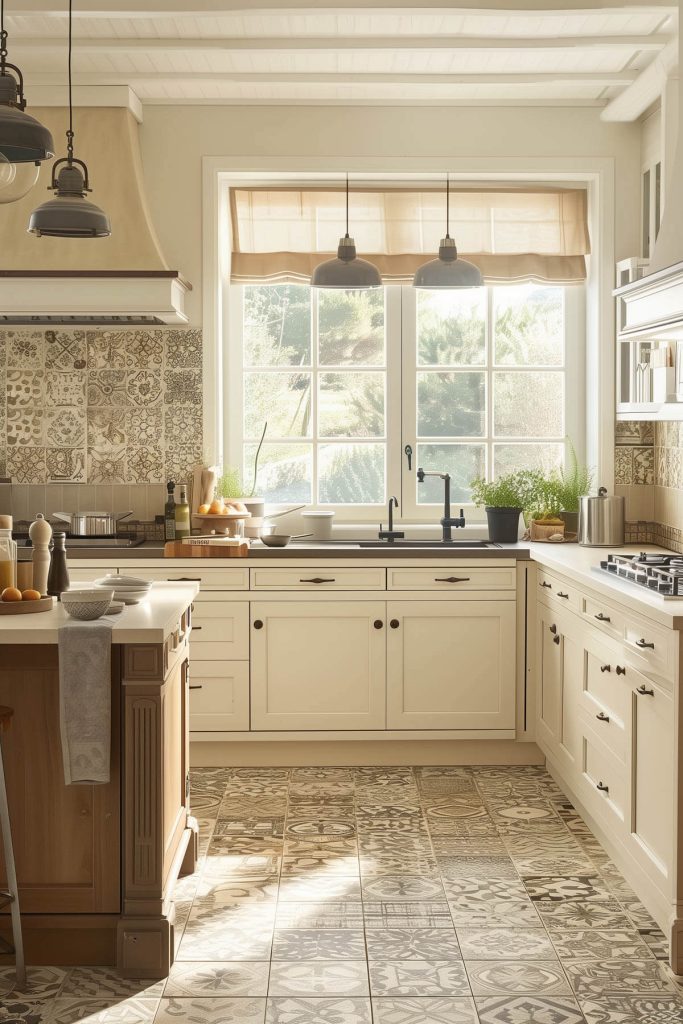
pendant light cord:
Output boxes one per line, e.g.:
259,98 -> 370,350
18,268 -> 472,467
1,0 -> 7,72
445,172 -> 451,241
66,0 -> 74,162
345,171 -> 350,239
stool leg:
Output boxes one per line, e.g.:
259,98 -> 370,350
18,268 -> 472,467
0,743 -> 25,990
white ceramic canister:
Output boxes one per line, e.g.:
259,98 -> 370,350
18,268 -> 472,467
301,510 -> 335,541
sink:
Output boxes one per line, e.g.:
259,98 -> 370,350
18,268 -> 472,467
356,539 -> 498,548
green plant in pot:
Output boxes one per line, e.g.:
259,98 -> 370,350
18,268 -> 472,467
527,476 -> 566,540
216,422 -> 268,523
553,441 -> 594,534
470,470 -> 540,543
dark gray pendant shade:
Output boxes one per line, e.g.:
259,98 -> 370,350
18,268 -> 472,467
312,175 -> 381,289
28,160 -> 110,237
413,176 -> 483,289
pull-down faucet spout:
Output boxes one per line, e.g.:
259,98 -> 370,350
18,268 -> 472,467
416,468 -> 466,543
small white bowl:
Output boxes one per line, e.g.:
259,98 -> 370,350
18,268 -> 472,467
62,587 -> 114,620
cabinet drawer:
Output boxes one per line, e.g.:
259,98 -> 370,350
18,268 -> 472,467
622,616 -> 674,685
387,565 -> 516,591
250,566 -> 385,591
189,661 -> 249,732
124,564 -> 249,591
582,595 -> 624,641
581,726 -> 627,828
536,569 -> 580,611
580,650 -> 628,758
191,600 -> 249,660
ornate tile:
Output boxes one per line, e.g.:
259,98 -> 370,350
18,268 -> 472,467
7,370 -> 43,408
284,839 -> 358,858
550,930 -> 654,961
564,960 -> 674,998
44,407 -> 86,448
442,879 -> 529,902
0,997 -> 52,1022
448,899 -> 540,929
536,901 -> 633,932
437,856 -> 517,879
60,968 -> 164,998
523,876 -> 612,903
164,369 -> 202,405
165,329 -> 202,369
475,996 -> 585,1024
176,926 -> 273,961
458,928 -> 555,960
164,960 -> 269,997
128,406 -> 164,446
47,997 -> 159,1023
272,930 -> 366,961
286,820 -> 356,842
266,997 -> 371,1024
7,446 -> 46,483
86,331 -> 127,370
512,855 -> 598,878
156,997 -> 266,1024
363,902 -> 453,930
127,445 -> 164,483
7,407 -> 43,446
45,370 -> 86,407
88,408 -> 127,447
268,961 -> 369,997
46,447 -> 86,482
127,370 -> 162,406
87,446 -> 127,484
361,876 -> 445,902
277,875 -> 361,902
372,998 -> 477,1024
369,961 -> 468,997
44,330 -> 86,371
165,442 -> 203,483
275,903 -> 363,931
579,996 -> 683,1024
0,966 -> 67,1000
365,929 -> 461,962
614,448 -> 633,485
361,853 -> 438,876
6,330 -> 44,368
282,855 -> 360,876
465,961 -> 571,997
87,370 -> 128,407
212,817 -> 285,839
196,877 -> 280,902
124,330 -> 164,369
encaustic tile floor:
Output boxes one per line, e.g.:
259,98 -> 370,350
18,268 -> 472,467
2,767 -> 683,1024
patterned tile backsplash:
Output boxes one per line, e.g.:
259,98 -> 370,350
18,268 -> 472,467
0,328 -> 203,487
617,418 -> 683,550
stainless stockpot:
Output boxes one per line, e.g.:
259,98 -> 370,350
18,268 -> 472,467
578,488 -> 625,547
53,510 -> 133,536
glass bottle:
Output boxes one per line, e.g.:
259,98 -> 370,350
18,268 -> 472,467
164,480 -> 176,541
47,532 -> 70,600
0,514 -> 17,592
175,484 -> 191,540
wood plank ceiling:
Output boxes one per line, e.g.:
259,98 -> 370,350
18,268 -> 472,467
4,1 -> 678,120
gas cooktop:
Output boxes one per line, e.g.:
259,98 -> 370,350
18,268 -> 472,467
597,552 -> 683,598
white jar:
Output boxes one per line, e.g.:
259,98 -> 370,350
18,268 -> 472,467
301,510 -> 335,541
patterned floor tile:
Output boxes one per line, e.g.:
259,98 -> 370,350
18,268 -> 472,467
457,928 -> 556,960
271,930 -> 366,961
369,961 -> 469,997
60,970 -> 164,999
0,967 -> 67,1000
512,856 -> 598,878
360,854 -> 439,876
282,855 -> 360,876
285,820 -> 357,842
364,902 -> 453,930
465,961 -> 572,996
550,930 -> 656,961
437,856 -> 518,879
155,997 -> 266,1023
523,876 -> 613,903
285,839 -> 358,857
176,926 -> 273,961
361,876 -> 445,902
195,877 -> 280,901
275,903 -> 364,930
365,929 -> 461,962
475,995 -> 586,1024
277,875 -> 361,902
0,997 -> 54,1022
163,961 -> 270,997
448,900 -> 541,928
564,960 -> 675,998
47,998 -> 159,1023
371,997 -> 478,1024
265,996 -> 371,1023
267,961 -> 369,997
579,995 -> 683,1024
621,901 -> 661,931
442,878 -> 529,902
536,901 -> 634,931
639,929 -> 670,961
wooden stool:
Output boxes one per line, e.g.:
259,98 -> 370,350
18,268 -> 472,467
0,707 -> 26,989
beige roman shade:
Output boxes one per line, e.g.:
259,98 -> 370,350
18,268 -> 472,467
230,186 -> 590,285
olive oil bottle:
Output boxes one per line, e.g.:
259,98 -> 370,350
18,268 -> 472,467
164,481 -> 176,541
175,484 -> 191,540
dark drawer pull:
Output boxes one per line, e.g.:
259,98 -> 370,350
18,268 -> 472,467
596,781 -> 609,793
557,591 -> 569,599
541,581 -> 552,589
553,634 -> 560,645
192,626 -> 202,631
374,619 -> 383,629
636,638 -> 655,649
435,576 -> 470,583
189,685 -> 203,690
549,624 -> 557,634
168,576 -> 202,582
254,619 -> 264,629
636,685 -> 654,696
596,711 -> 610,723
595,613 -> 611,622
616,666 -> 626,676
390,619 -> 400,629
300,577 -> 336,584
600,664 -> 611,673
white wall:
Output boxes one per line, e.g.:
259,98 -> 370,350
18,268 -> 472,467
139,104 -> 643,325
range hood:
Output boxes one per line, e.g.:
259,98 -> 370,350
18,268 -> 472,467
0,108 -> 190,324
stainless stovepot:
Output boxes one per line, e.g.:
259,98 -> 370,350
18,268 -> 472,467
578,487 -> 624,547
53,510 -> 133,536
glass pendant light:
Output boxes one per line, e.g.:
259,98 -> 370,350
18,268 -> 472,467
28,0 -> 110,238
0,0 -> 54,203
413,174 -> 482,289
311,174 -> 381,289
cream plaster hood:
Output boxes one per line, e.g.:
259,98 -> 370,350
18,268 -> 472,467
0,107 -> 190,324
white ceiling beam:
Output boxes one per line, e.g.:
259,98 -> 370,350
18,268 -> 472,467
28,85 -> 144,122
4,1 -> 678,15
10,34 -> 672,53
601,36 -> 678,120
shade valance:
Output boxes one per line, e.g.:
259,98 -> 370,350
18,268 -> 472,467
230,186 -> 590,286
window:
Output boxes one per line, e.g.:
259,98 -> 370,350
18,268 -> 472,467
227,282 -> 582,519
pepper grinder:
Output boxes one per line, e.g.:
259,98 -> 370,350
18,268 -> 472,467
47,532 -> 70,600
29,513 -> 52,597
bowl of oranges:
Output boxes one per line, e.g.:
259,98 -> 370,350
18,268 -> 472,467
193,497 -> 251,536
0,587 -> 53,614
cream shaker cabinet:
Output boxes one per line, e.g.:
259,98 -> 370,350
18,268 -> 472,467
386,600 -> 516,730
250,600 -> 387,730
630,671 -> 675,885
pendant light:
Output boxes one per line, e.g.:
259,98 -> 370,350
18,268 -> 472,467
0,0 -> 54,204
413,174 -> 482,289
311,174 -> 381,289
28,0 -> 110,238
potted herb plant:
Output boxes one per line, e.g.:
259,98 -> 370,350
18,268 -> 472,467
527,477 -> 566,541
215,423 -> 268,525
470,470 -> 540,543
553,441 -> 594,534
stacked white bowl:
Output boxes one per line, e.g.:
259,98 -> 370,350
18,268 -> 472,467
93,574 -> 153,605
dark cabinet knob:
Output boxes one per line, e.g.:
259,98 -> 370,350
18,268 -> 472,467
557,591 -> 569,599
595,613 -> 610,622
189,685 -> 203,691
553,635 -> 560,645
616,665 -> 626,675
435,576 -> 470,583
596,781 -> 609,793
300,577 -> 336,584
549,624 -> 557,634
596,711 -> 610,722
600,664 -> 611,673
636,685 -> 654,696
254,619 -> 264,629
636,638 -> 655,649
390,619 -> 400,629
541,581 -> 552,589
374,619 -> 383,629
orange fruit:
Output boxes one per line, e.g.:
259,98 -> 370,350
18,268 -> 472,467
1,587 -> 22,602
21,589 -> 41,601
209,498 -> 224,514
198,503 -> 210,514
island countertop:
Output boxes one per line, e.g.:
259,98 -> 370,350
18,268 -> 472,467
0,580 -> 199,644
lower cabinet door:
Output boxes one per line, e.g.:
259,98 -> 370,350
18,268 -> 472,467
250,601 -> 387,730
536,607 -> 563,752
631,674 -> 674,883
386,600 -> 516,729
189,661 -> 249,732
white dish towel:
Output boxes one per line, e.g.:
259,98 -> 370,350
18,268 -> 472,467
58,620 -> 113,785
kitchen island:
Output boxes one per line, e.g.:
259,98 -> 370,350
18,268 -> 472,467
0,582 -> 199,978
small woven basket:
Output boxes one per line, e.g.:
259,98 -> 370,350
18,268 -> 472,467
530,519 -> 566,541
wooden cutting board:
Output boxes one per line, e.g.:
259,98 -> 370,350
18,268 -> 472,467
0,596 -> 54,614
164,541 -> 250,558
